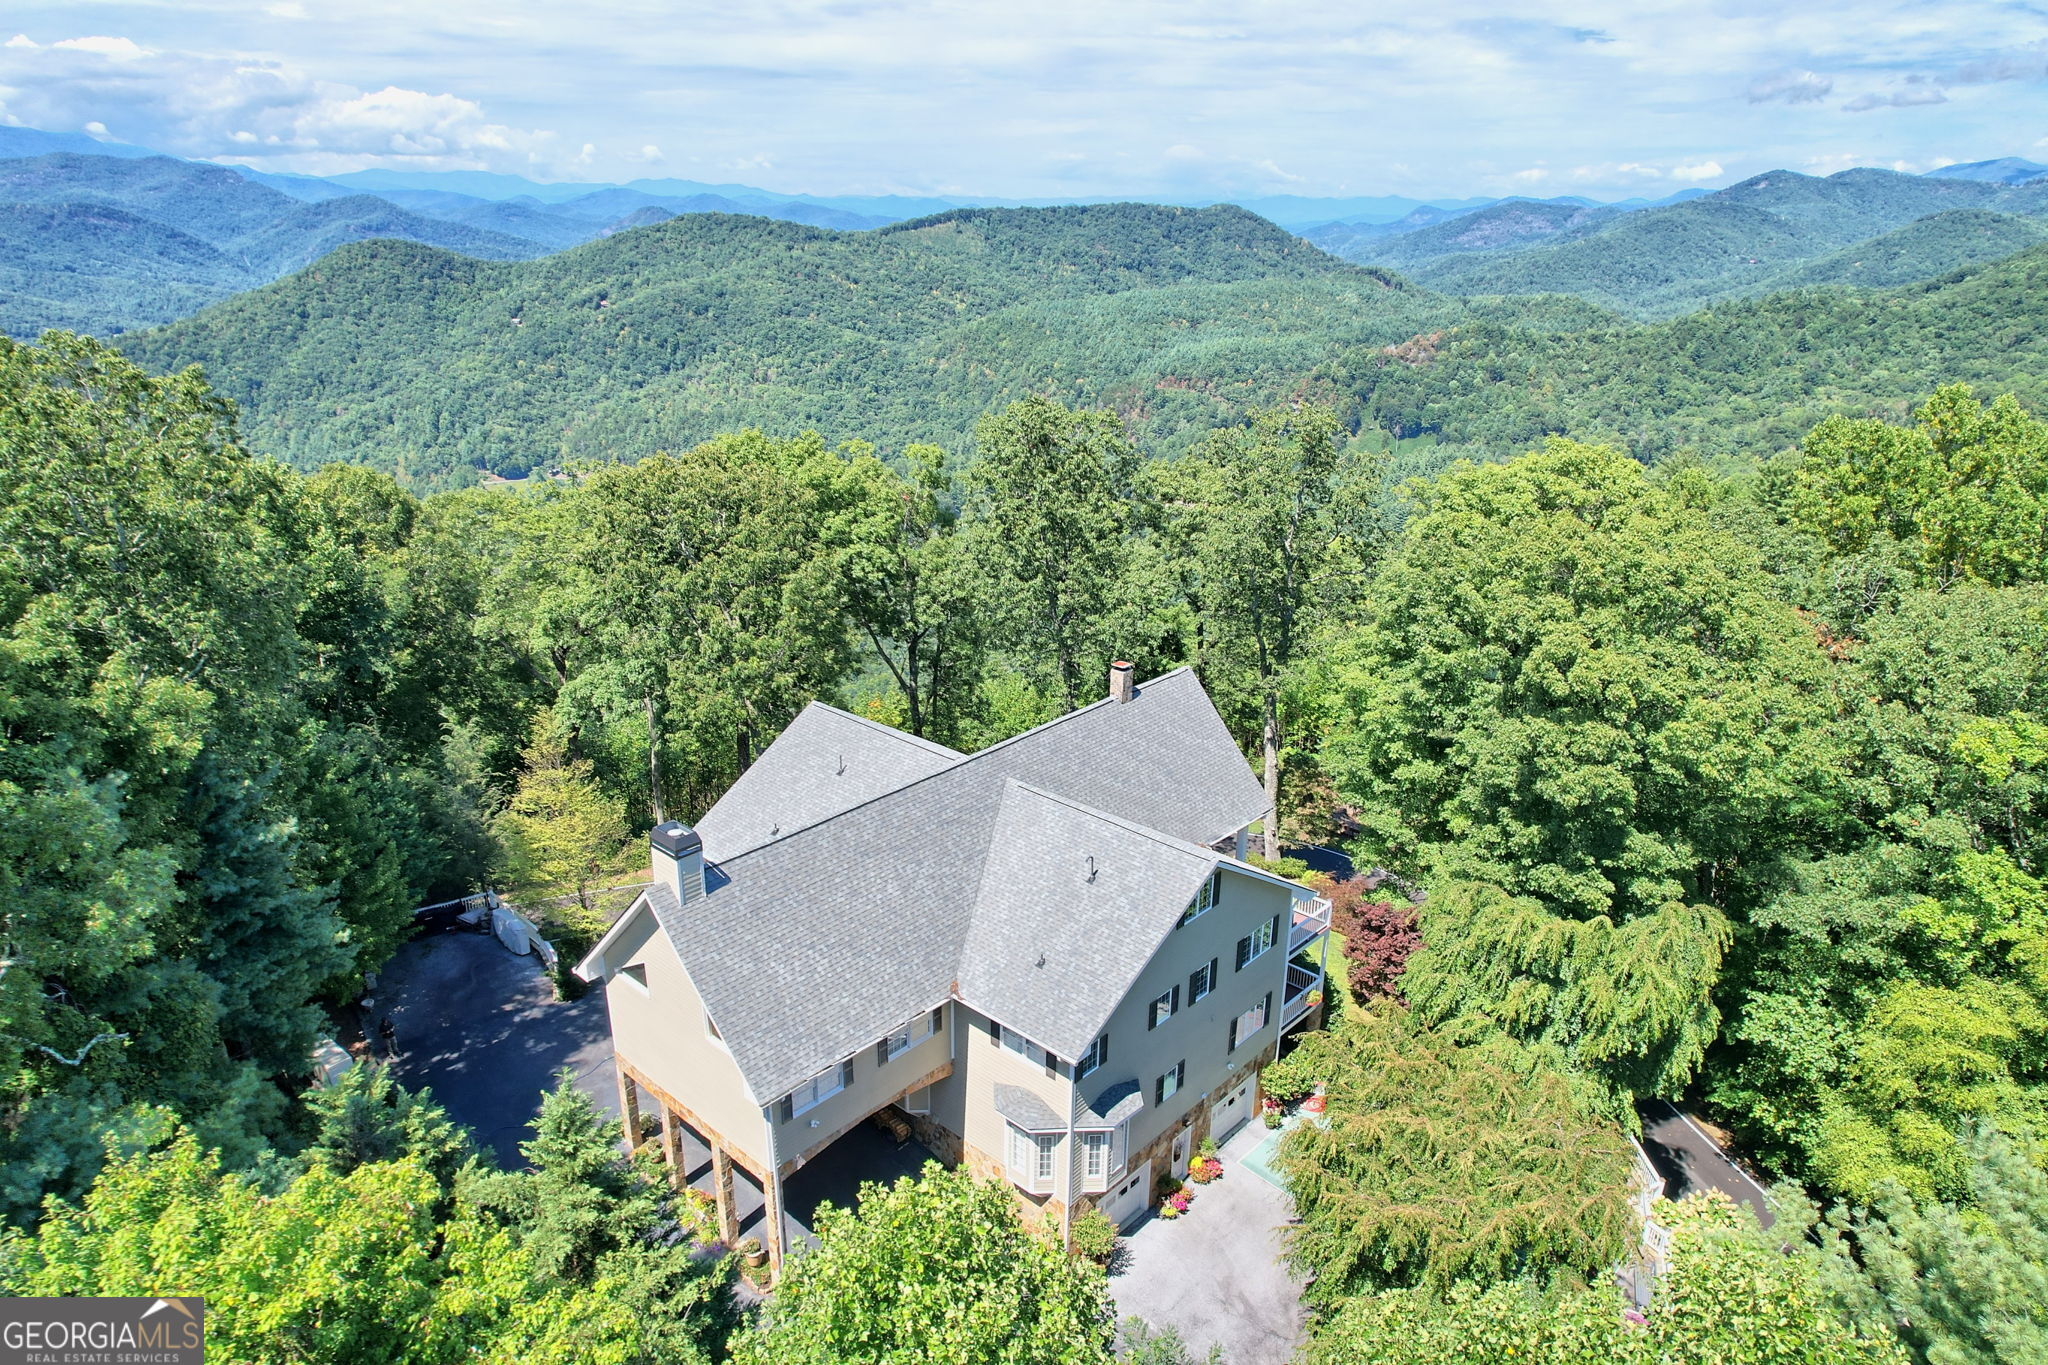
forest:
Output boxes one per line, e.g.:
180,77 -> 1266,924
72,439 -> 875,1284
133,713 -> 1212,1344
3,314 -> 2043,1360
109,196 -> 2048,502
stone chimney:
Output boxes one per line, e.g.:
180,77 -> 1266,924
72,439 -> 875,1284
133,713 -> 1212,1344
650,821 -> 705,904
1109,660 -> 1135,704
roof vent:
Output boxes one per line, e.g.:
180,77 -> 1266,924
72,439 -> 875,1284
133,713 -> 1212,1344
1109,660 -> 1135,704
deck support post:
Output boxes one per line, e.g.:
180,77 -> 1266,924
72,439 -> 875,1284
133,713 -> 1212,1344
711,1144 -> 740,1246
615,1064 -> 641,1155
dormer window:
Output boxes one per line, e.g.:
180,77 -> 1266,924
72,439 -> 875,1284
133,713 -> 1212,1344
618,963 -> 650,993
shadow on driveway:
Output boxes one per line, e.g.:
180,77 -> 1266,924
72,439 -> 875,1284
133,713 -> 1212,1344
378,927 -> 618,1166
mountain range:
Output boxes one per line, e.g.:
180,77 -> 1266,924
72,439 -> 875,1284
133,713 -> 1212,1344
118,194 -> 2048,495
1313,166 -> 2048,317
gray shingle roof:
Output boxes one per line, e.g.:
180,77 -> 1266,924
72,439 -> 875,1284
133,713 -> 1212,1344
638,668 -> 1274,1102
993,1084 -> 1066,1133
694,702 -> 962,860
955,781 -> 1216,1065
1080,1078 -> 1145,1127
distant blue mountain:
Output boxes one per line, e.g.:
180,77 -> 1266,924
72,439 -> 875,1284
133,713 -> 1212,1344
1928,158 -> 2048,186
0,127 -> 156,160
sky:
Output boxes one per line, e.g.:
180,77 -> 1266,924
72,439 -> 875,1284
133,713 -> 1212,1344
1,1 -> 2044,200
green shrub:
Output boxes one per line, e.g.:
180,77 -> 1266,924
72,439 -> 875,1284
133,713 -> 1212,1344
1261,1049 -> 1320,1105
1070,1207 -> 1118,1262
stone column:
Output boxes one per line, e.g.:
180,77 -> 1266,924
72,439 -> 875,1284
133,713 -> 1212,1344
711,1143 -> 740,1246
659,1106 -> 683,1185
614,1063 -> 641,1155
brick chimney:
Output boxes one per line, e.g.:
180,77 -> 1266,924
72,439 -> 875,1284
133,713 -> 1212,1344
1109,660 -> 1135,704
650,821 -> 705,904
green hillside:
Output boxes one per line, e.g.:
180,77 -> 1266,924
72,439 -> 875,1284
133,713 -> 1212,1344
0,202 -> 247,336
128,203 -> 1564,483
1327,241 -> 2048,464
0,154 -> 549,337
1340,168 -> 2048,317
1762,208 -> 2048,289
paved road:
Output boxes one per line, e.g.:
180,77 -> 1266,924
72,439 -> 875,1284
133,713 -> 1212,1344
1110,1120 -> 1306,1365
377,926 -> 618,1166
1638,1099 -> 1775,1228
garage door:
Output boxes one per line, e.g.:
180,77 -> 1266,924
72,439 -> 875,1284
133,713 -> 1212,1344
1215,1077 -> 1254,1143
1100,1160 -> 1151,1230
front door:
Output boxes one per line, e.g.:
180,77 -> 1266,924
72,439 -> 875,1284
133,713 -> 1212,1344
1215,1077 -> 1254,1143
1171,1129 -> 1191,1179
1102,1160 -> 1151,1229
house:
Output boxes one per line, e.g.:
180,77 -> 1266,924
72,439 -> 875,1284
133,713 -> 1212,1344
574,662 -> 1333,1278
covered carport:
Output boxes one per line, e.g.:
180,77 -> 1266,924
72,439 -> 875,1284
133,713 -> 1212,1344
779,1119 -> 941,1250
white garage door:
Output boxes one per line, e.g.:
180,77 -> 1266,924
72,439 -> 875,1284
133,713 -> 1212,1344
1100,1160 -> 1152,1230
1215,1077 -> 1254,1143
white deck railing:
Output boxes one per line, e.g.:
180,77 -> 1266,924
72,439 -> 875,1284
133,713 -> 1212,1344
1289,896 -> 1333,951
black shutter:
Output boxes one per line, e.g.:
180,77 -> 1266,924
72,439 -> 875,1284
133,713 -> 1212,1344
1208,957 -> 1219,995
1270,913 -> 1282,951
1264,991 -> 1273,1027
1155,1074 -> 1165,1105
840,1059 -> 855,1088
990,1018 -> 1003,1044
1171,985 -> 1181,1015
877,1039 -> 890,1066
931,1005 -> 944,1031
1211,869 -> 1222,903
1235,935 -> 1251,971
1046,1052 -> 1059,1078
1099,1032 -> 1109,1065
778,1095 -> 793,1123
1147,997 -> 1157,1031
1228,1016 -> 1239,1052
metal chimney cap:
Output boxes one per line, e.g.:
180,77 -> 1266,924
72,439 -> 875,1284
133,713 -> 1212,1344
651,821 -> 702,856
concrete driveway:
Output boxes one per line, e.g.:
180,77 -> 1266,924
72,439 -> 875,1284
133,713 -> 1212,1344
1109,1120 -> 1307,1365
377,925 -> 618,1166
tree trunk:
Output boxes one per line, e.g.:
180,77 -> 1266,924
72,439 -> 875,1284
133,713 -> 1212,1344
644,691 -> 666,825
1262,687 -> 1281,861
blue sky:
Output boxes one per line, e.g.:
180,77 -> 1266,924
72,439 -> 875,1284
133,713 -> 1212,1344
2,1 -> 2044,198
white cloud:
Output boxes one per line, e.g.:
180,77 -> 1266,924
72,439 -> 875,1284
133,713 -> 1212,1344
0,30 -> 565,173
1671,160 -> 1723,181
1,0 -> 2045,194
1748,70 -> 1832,104
1842,79 -> 1949,111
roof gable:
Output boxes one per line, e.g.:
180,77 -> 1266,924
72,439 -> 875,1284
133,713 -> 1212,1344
695,701 -> 961,860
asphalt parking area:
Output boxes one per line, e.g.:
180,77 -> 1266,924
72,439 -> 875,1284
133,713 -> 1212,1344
378,926 -> 618,1166
1108,1120 -> 1307,1365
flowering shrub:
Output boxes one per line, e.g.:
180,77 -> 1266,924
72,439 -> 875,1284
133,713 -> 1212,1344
1159,1202 -> 1182,1219
1302,1093 -> 1326,1114
1187,1156 -> 1223,1185
1166,1188 -> 1193,1215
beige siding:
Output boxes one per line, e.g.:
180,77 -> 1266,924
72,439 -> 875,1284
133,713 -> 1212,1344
1081,867 -> 1296,1160
595,905 -> 772,1172
771,1003 -> 953,1170
954,1003 -> 1076,1187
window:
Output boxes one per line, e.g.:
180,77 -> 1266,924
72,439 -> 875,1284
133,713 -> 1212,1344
1077,1032 -> 1109,1079
1188,958 -> 1217,1004
1235,914 -> 1280,971
1083,1130 -> 1108,1180
879,1008 -> 938,1063
1148,986 -> 1180,1030
1005,1123 -> 1061,1192
1178,869 -> 1221,926
788,1058 -> 853,1118
1229,993 -> 1272,1051
1155,1060 -> 1186,1106
618,963 -> 649,992
1000,1024 -> 1049,1067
